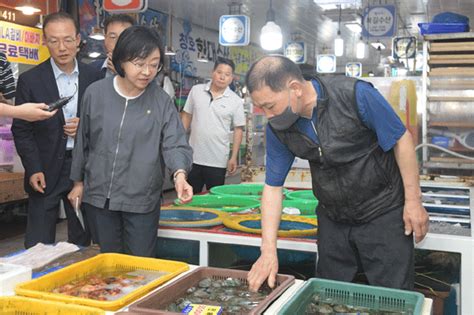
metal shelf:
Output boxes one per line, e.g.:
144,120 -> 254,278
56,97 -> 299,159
429,54 -> 474,65
428,121 -> 474,128
429,67 -> 474,76
423,160 -> 474,170
423,192 -> 469,199
429,79 -> 474,90
424,32 -> 474,41
429,41 -> 474,52
429,215 -> 470,224
427,95 -> 474,102
423,202 -> 470,210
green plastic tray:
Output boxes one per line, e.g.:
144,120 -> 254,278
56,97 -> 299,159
282,199 -> 318,216
174,194 -> 260,213
286,189 -> 317,201
210,183 -> 288,198
278,278 -> 424,315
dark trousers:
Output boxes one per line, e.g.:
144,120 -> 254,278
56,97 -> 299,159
25,156 -> 91,248
82,202 -> 161,257
188,163 -> 227,194
316,205 -> 414,290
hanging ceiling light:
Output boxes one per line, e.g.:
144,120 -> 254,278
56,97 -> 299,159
88,51 -> 101,58
344,22 -> 362,33
370,41 -> 386,50
197,1 -> 208,62
197,52 -> 208,63
356,36 -> 365,59
89,4 -> 104,40
89,28 -> 105,40
260,0 -> 282,51
15,0 -> 41,15
165,1 -> 176,56
164,45 -> 176,56
334,5 -> 344,57
334,32 -> 344,57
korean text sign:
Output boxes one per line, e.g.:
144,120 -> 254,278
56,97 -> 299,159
0,21 -> 50,65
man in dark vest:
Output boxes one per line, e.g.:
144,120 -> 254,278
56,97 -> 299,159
245,56 -> 428,291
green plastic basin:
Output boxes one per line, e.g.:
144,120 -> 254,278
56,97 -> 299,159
174,194 -> 260,213
210,183 -> 288,198
282,199 -> 318,216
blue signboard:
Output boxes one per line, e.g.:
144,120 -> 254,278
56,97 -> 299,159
285,42 -> 306,64
362,5 -> 396,38
346,62 -> 362,77
317,54 -> 336,73
219,15 -> 250,46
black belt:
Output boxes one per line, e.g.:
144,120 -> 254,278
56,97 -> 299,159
65,150 -> 73,158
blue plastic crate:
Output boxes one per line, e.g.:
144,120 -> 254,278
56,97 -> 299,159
418,22 -> 469,35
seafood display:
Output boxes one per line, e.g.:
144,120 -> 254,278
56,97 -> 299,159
52,269 -> 168,301
166,277 -> 271,314
305,293 -> 414,315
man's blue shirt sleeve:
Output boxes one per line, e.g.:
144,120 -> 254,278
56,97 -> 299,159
356,81 -> 406,152
265,124 -> 295,186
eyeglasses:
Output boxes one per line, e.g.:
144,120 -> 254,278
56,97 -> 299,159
130,61 -> 163,73
46,37 -> 77,47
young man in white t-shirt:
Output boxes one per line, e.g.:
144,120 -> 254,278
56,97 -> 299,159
181,57 -> 245,193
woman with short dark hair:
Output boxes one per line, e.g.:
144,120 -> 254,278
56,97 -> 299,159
68,26 -> 193,257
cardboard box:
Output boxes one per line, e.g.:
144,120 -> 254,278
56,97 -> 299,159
0,172 -> 26,203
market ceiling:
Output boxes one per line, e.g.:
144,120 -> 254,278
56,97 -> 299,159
149,0 -> 474,69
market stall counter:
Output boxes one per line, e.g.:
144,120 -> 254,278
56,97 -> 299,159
1,247 -> 433,314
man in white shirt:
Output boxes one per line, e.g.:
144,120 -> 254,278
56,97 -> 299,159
181,58 -> 245,193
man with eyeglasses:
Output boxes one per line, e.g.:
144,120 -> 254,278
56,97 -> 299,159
91,14 -> 135,78
12,11 -> 102,248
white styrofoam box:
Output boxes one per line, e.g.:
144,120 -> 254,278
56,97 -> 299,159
0,263 -> 32,296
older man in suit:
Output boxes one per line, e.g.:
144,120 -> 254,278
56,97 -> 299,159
12,12 -> 102,248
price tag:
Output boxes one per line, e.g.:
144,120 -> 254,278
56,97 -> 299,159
182,303 -> 223,315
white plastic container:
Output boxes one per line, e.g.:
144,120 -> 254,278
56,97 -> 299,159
0,263 -> 32,296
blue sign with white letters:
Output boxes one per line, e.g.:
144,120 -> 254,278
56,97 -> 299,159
362,5 -> 396,38
285,42 -> 306,64
317,54 -> 336,73
219,15 -> 250,46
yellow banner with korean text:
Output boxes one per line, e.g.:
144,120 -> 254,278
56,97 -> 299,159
0,21 -> 49,65
229,46 -> 264,76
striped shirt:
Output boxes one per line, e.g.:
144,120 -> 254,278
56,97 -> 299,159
0,52 -> 16,99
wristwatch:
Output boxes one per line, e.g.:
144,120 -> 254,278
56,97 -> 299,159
173,169 -> 187,183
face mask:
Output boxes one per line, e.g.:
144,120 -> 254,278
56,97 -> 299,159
268,106 -> 299,130
268,90 -> 299,131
